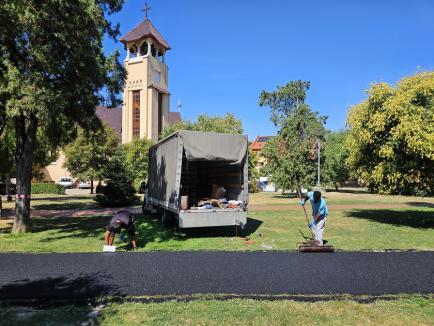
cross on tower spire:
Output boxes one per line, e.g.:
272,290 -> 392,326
143,2 -> 151,19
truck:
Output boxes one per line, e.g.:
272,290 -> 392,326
143,130 -> 249,228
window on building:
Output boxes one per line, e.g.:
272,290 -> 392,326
139,42 -> 148,56
129,46 -> 138,58
132,90 -> 140,138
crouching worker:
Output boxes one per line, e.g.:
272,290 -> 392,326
104,210 -> 137,250
300,191 -> 328,246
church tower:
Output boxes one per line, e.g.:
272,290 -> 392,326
120,7 -> 170,143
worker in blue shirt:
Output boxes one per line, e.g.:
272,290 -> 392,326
300,190 -> 328,245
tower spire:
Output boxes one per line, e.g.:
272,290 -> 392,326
143,2 -> 151,19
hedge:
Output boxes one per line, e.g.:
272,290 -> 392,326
31,183 -> 65,195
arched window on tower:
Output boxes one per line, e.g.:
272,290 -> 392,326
139,42 -> 148,56
151,44 -> 156,57
129,46 -> 138,58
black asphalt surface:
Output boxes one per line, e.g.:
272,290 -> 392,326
0,252 -> 433,302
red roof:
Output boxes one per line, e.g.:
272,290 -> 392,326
169,112 -> 182,125
120,19 -> 170,50
96,106 -> 122,136
250,135 -> 274,151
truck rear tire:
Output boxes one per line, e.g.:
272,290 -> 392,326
161,210 -> 175,227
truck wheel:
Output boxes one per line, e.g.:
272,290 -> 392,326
161,210 -> 175,227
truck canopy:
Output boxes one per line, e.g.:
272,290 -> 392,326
148,131 -> 248,213
180,131 -> 247,164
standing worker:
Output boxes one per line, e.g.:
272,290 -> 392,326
104,210 -> 137,250
300,190 -> 328,246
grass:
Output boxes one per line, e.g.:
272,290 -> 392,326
1,297 -> 433,326
0,192 -> 433,252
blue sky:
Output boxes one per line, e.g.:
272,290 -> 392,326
104,0 -> 434,140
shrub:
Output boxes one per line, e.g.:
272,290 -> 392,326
32,183 -> 65,194
95,148 -> 137,207
95,182 -> 137,207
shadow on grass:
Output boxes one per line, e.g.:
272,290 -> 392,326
324,188 -> 368,194
273,194 -> 298,199
134,216 -> 263,249
346,209 -> 434,229
5,212 -> 263,250
31,195 -> 92,201
33,215 -> 110,242
32,202 -> 100,211
0,273 -> 120,302
406,202 -> 434,209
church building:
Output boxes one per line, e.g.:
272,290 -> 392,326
40,11 -> 180,183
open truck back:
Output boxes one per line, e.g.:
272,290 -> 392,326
145,130 -> 248,228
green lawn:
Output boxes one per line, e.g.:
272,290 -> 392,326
1,297 -> 433,326
0,192 -> 433,252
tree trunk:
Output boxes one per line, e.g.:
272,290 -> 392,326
295,179 -> 302,198
12,113 -> 37,233
90,178 -> 94,194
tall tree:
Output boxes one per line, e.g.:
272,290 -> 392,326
259,81 -> 327,195
63,125 -> 119,193
322,130 -> 350,190
160,113 -> 243,139
0,0 -> 125,232
346,72 -> 434,195
121,137 -> 154,188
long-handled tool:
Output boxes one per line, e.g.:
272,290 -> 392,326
302,205 -> 315,238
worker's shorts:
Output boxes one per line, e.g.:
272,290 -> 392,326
310,217 -> 327,245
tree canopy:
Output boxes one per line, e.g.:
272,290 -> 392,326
121,137 -> 154,188
346,71 -> 434,195
0,0 -> 125,232
63,124 -> 120,193
259,80 -> 327,195
160,113 -> 243,139
322,130 -> 350,189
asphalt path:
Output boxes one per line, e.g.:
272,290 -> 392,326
0,251 -> 433,302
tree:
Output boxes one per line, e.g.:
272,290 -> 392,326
95,148 -> 137,207
259,81 -> 327,195
0,1 -> 125,232
160,113 -> 243,139
122,137 -> 154,189
63,125 -> 119,193
346,72 -> 434,195
322,130 -> 350,190
248,147 -> 260,193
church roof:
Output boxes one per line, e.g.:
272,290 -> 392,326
96,106 -> 122,137
120,19 -> 170,50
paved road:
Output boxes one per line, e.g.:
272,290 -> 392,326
0,252 -> 433,302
